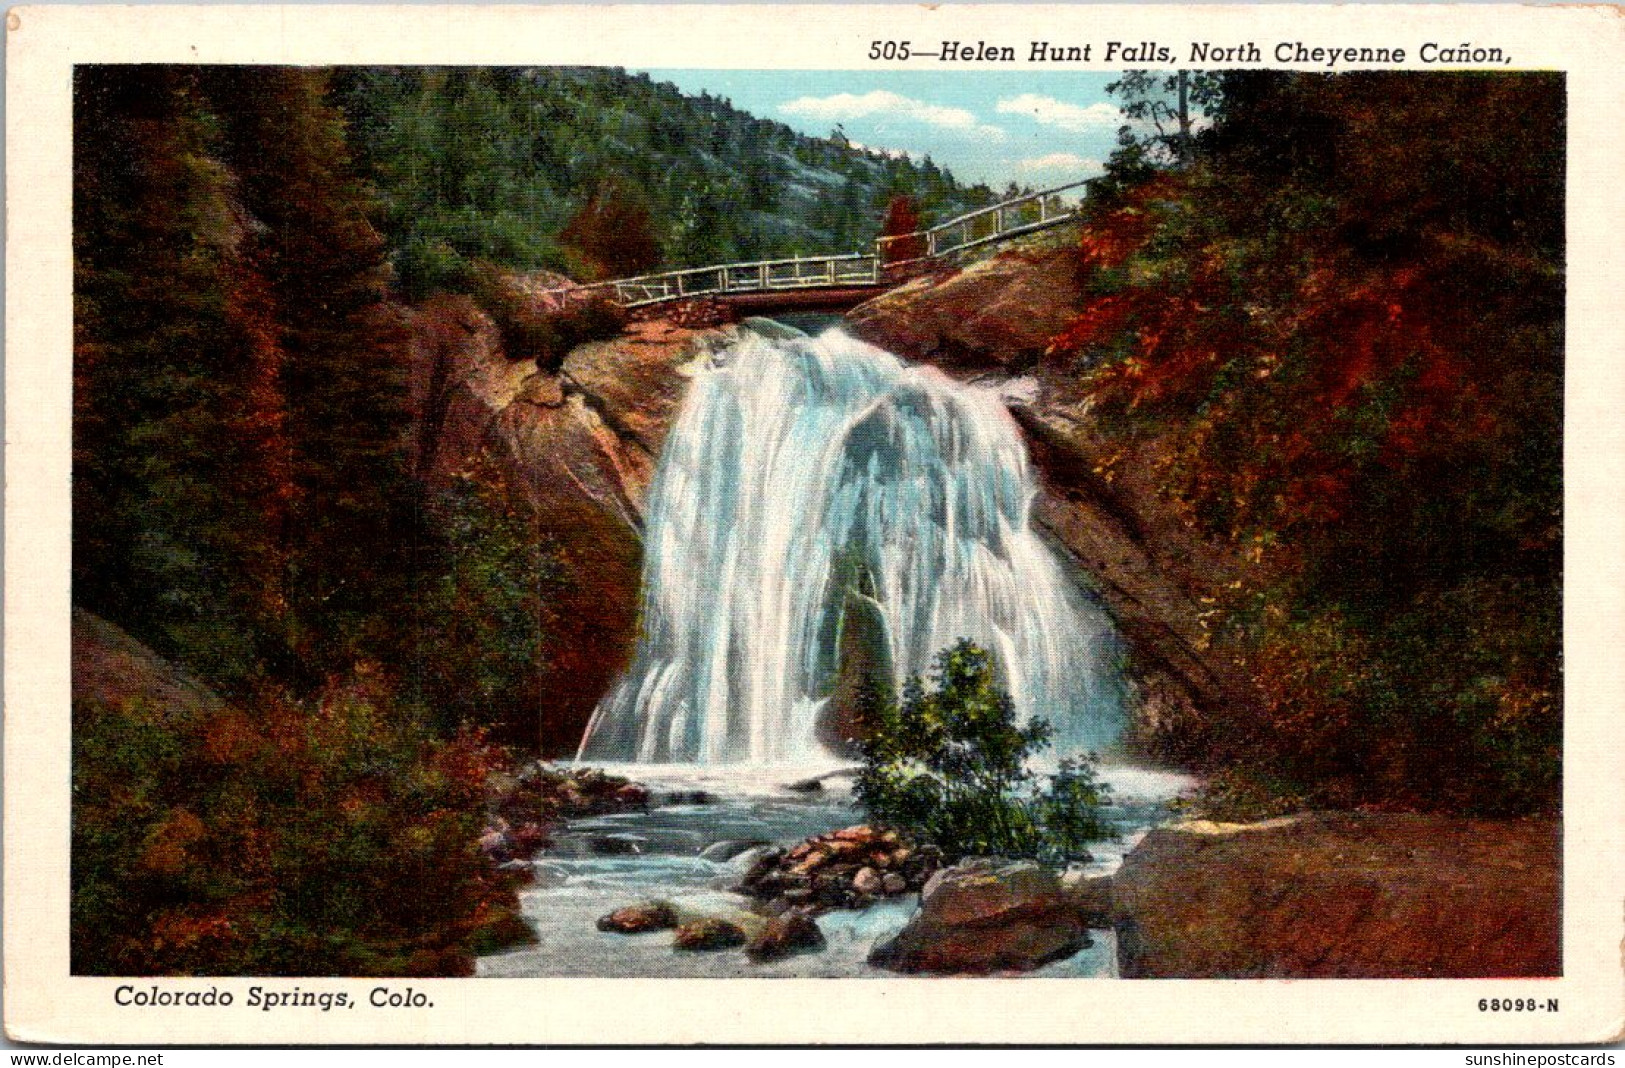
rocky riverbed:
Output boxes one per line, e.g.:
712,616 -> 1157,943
475,763 -> 1187,978
476,761 -> 1559,980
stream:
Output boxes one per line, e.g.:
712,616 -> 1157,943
476,761 -> 1191,978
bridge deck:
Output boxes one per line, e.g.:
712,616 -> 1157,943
542,177 -> 1092,310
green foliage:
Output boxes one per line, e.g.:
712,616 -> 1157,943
199,68 -> 421,682
73,66 -> 281,683
411,452 -> 564,746
334,67 -> 996,292
71,679 -> 528,976
855,641 -> 1113,862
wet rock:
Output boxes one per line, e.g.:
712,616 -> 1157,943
700,839 -> 771,863
508,821 -> 551,856
597,900 -> 679,934
661,790 -> 716,806
746,910 -> 827,962
614,783 -> 650,808
813,873 -> 852,907
1061,869 -> 1114,928
881,873 -> 908,895
868,859 -> 1089,974
672,917 -> 748,952
586,835 -> 642,856
478,826 -> 509,860
729,845 -> 780,873
784,778 -> 824,794
481,763 -> 653,865
852,866 -> 884,895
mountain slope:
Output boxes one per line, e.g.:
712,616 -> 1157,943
336,66 -> 998,296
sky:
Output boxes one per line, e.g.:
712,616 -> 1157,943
638,70 -> 1127,191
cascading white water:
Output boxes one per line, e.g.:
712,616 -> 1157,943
577,323 -> 1126,765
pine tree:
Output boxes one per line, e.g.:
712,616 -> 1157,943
197,68 -> 417,679
73,66 -> 288,684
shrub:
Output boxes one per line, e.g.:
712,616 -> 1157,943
412,450 -> 563,747
854,640 -> 1113,863
558,179 -> 664,281
467,264 -> 626,372
878,194 -> 926,266
72,671 -> 532,976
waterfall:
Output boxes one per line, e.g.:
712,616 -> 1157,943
577,323 -> 1126,765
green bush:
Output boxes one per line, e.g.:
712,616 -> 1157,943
71,674 -> 532,976
854,640 -> 1113,862
412,451 -> 563,746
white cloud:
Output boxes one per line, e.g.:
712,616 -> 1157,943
1018,153 -> 1103,174
780,90 -> 1005,139
996,94 -> 1122,133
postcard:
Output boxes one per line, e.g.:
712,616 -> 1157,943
6,2 -> 1624,1046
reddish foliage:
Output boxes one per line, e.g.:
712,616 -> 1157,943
560,181 -> 663,280
878,195 -> 926,265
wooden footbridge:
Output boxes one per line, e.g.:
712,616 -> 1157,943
545,178 -> 1091,312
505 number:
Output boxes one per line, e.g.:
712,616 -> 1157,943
869,41 -> 912,60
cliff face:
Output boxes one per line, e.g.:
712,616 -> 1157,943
849,247 -> 1264,757
406,291 -> 754,753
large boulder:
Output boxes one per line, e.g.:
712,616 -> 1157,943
737,826 -> 938,910
1060,868 -> 1114,928
672,917 -> 748,952
72,609 -> 223,722
1111,813 -> 1561,978
745,910 -> 826,963
847,247 -> 1084,372
868,859 -> 1090,974
596,901 -> 678,934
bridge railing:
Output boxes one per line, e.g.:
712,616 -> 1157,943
876,178 -> 1093,267
545,252 -> 880,308
540,177 -> 1094,308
